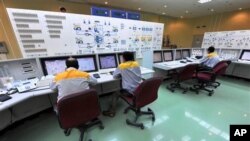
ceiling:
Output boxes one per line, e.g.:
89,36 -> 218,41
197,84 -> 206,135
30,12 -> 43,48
76,0 -> 250,18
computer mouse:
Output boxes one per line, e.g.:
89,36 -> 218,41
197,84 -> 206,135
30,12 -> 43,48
180,60 -> 186,63
186,60 -> 193,62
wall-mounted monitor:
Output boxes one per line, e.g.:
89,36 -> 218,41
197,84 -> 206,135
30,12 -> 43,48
163,50 -> 173,62
175,50 -> 182,60
40,55 -> 98,75
153,51 -> 163,63
98,54 -> 118,69
239,50 -> 250,61
182,49 -> 191,59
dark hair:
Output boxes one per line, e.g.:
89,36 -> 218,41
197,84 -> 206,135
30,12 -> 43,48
123,51 -> 135,62
65,57 -> 79,69
207,46 -> 215,53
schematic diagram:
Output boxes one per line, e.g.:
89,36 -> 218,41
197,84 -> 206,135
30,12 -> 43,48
202,30 -> 250,48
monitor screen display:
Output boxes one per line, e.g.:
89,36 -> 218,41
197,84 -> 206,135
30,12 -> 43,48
182,49 -> 190,58
175,50 -> 182,60
77,56 -> 97,72
192,49 -> 203,56
240,50 -> 250,61
118,54 -> 124,64
99,54 -> 118,69
163,51 -> 173,62
153,51 -> 162,63
44,59 -> 66,75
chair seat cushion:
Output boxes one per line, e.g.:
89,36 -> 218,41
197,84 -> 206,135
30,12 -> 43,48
195,73 -> 212,81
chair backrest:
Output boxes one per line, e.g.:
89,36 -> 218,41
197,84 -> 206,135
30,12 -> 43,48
213,62 -> 228,75
57,89 -> 100,129
133,77 -> 163,108
178,64 -> 198,81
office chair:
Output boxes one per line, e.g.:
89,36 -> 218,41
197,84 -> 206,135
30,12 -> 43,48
192,62 -> 229,96
120,77 -> 163,129
209,60 -> 231,88
167,64 -> 198,93
55,89 -> 104,141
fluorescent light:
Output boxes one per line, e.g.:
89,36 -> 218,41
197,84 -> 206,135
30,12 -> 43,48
138,8 -> 141,10
162,12 -> 166,15
198,0 -> 212,4
104,1 -> 108,5
164,5 -> 167,8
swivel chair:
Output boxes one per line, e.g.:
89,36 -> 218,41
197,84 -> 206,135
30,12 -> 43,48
120,77 -> 163,129
167,64 -> 198,93
55,89 -> 104,141
192,62 -> 229,96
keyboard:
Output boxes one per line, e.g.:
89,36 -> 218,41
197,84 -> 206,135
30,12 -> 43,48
36,79 -> 53,87
0,94 -> 12,102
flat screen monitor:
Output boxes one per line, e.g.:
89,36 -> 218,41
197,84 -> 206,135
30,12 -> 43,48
41,57 -> 67,75
163,50 -> 173,62
118,52 -> 135,64
192,49 -> 203,56
77,55 -> 98,72
153,51 -> 163,63
118,53 -> 124,64
175,50 -> 182,60
220,49 -> 240,60
40,55 -> 97,75
98,54 -> 118,69
182,49 -> 191,59
239,50 -> 250,61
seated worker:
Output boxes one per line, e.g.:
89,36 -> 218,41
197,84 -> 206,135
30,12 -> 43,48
198,46 -> 220,71
103,51 -> 142,117
50,57 -> 97,101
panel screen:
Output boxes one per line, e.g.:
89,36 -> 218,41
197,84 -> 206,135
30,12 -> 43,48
153,51 -> 163,63
182,49 -> 191,58
163,50 -> 173,62
175,50 -> 182,60
240,50 -> 250,61
99,54 -> 118,69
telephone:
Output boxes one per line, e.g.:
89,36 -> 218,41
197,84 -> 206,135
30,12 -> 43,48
16,81 -> 37,93
93,73 -> 100,79
36,75 -> 54,87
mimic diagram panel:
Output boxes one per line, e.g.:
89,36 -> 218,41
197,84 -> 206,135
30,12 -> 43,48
7,8 -> 164,58
202,30 -> 250,49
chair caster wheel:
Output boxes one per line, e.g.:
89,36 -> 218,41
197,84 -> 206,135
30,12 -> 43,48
182,90 -> 187,94
88,139 -> 92,141
140,125 -> 145,130
64,129 -> 71,136
99,125 -> 104,130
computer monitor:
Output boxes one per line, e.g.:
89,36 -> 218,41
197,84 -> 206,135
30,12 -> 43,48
175,50 -> 182,60
163,50 -> 173,62
118,52 -> 135,64
192,49 -> 203,56
153,51 -> 163,63
98,54 -> 118,69
220,49 -> 240,60
40,57 -> 67,75
118,53 -> 124,64
77,55 -> 98,72
40,55 -> 98,75
182,49 -> 191,59
239,50 -> 250,61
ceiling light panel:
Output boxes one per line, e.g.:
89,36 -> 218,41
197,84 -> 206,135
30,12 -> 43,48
198,0 -> 212,4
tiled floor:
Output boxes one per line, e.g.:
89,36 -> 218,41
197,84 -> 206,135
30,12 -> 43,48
0,77 -> 249,141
